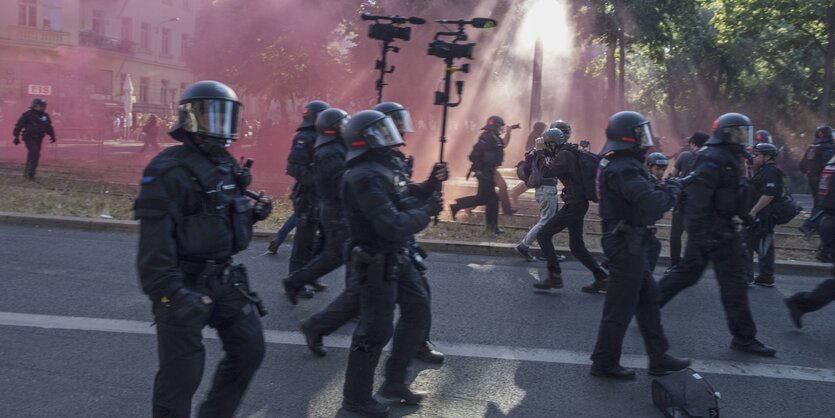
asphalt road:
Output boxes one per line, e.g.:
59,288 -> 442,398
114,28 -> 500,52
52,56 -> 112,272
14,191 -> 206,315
1,224 -> 834,418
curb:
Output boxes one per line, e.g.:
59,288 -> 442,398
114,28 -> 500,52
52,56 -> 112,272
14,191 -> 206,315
0,211 -> 829,276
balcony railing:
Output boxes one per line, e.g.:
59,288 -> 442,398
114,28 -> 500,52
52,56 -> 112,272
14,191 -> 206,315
8,25 -> 71,46
78,30 -> 136,55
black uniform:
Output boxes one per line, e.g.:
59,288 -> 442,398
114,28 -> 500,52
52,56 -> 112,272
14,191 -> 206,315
748,162 -> 783,281
13,108 -> 55,179
538,146 -> 607,280
286,128 -> 321,273
591,151 -> 677,369
454,130 -> 504,230
800,141 -> 835,224
340,150 -> 434,404
787,159 -> 835,318
670,149 -> 698,266
658,144 -> 760,342
134,142 -> 268,418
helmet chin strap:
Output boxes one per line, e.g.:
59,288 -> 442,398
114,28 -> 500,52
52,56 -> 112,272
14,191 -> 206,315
185,134 -> 230,157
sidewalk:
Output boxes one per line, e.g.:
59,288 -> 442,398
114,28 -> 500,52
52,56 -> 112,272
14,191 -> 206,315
1,211 -> 829,276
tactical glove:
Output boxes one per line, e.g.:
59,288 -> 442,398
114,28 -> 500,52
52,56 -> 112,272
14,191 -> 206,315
424,192 -> 444,217
164,288 -> 212,322
13,137 -> 20,146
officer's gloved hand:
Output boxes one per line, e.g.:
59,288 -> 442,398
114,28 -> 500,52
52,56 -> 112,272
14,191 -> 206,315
664,177 -> 683,197
740,213 -> 755,228
424,192 -> 444,217
165,288 -> 212,322
252,191 -> 273,221
13,137 -> 20,146
430,162 -> 449,182
49,137 -> 56,143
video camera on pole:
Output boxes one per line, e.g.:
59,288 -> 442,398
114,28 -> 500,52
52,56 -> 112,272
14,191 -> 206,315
361,12 -> 426,103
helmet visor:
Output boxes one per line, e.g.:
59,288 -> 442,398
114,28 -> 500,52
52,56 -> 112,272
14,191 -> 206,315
634,123 -> 654,148
181,99 -> 242,139
387,109 -> 414,133
725,125 -> 753,146
362,116 -> 404,148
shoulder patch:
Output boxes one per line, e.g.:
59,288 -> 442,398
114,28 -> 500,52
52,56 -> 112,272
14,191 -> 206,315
141,176 -> 154,185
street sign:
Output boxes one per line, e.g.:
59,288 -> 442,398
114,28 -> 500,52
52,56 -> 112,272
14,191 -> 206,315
27,84 -> 52,95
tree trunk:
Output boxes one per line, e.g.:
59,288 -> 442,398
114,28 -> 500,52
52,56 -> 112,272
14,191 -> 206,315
607,39 -> 617,112
618,30 -> 626,110
821,8 -> 835,122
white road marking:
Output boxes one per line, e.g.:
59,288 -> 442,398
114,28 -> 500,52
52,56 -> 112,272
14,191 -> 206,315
1,311 -> 834,384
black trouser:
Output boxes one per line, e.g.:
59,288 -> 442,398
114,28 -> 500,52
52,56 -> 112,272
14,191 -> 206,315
23,136 -> 43,179
289,193 -> 320,274
536,199 -> 604,278
669,206 -> 686,266
287,204 -> 347,287
790,276 -> 835,313
455,169 -> 498,229
648,233 -> 662,273
591,230 -> 669,368
802,182 -> 822,231
658,230 -> 758,340
343,258 -> 430,403
152,274 -> 265,418
748,227 -> 776,279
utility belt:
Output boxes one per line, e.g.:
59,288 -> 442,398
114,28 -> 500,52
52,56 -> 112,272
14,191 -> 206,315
179,258 -> 267,317
349,243 -> 427,287
602,220 -> 657,255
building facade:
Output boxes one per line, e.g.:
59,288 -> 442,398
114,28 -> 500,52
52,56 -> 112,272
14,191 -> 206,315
0,0 -> 199,135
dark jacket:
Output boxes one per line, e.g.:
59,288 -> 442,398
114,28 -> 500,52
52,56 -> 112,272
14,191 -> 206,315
685,143 -> 748,239
800,142 -> 835,190
598,151 -> 677,226
468,130 -> 505,171
313,139 -> 347,208
13,109 -> 55,141
541,145 -> 583,201
133,142 -> 259,298
286,128 -> 318,186
341,151 -> 434,251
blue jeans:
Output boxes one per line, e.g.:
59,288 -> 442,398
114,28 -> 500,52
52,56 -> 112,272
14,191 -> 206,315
273,214 -> 297,243
520,185 -> 558,248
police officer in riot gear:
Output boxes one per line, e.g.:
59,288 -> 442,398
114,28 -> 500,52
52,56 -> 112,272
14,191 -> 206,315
134,80 -> 272,418
590,111 -> 690,380
532,127 -> 609,293
339,110 -> 446,417
283,100 -> 330,278
13,97 -> 56,180
374,101 -> 445,364
747,143 -> 783,287
450,115 -> 506,233
799,125 -> 835,234
785,165 -> 835,328
658,112 -> 776,357
669,132 -> 710,268
282,108 -> 350,303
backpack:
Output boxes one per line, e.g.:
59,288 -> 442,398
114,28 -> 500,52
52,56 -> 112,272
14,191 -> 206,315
565,147 -> 602,202
771,193 -> 803,225
516,149 -> 543,188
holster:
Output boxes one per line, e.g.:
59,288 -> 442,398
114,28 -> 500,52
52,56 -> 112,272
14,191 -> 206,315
229,264 -> 268,317
408,243 -> 428,272
351,246 -> 387,288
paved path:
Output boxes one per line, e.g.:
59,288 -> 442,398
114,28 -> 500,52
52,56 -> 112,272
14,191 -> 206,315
1,225 -> 833,417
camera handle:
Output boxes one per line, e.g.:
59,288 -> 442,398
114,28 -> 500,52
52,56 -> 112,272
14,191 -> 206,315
375,39 -> 399,104
433,57 -> 467,225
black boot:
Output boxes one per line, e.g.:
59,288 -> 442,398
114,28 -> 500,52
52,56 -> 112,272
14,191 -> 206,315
581,278 -> 608,294
730,337 -> 777,357
533,271 -> 563,290
300,321 -> 326,357
282,279 -> 314,305
341,398 -> 390,418
648,353 -> 691,376
378,382 -> 425,405
784,297 -> 803,329
590,364 -> 636,380
414,342 -> 445,364
450,203 -> 460,221
267,239 -> 281,254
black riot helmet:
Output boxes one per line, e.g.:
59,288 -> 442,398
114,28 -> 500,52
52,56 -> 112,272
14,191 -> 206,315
647,152 -> 669,168
752,142 -> 779,158
170,80 -> 243,152
814,125 -> 834,144
299,100 -> 330,129
343,110 -> 404,162
373,102 -> 414,135
31,97 -> 47,108
314,108 -> 349,148
602,111 -> 655,154
754,129 -> 773,144
550,120 -> 571,140
707,112 -> 753,147
481,115 -> 505,132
